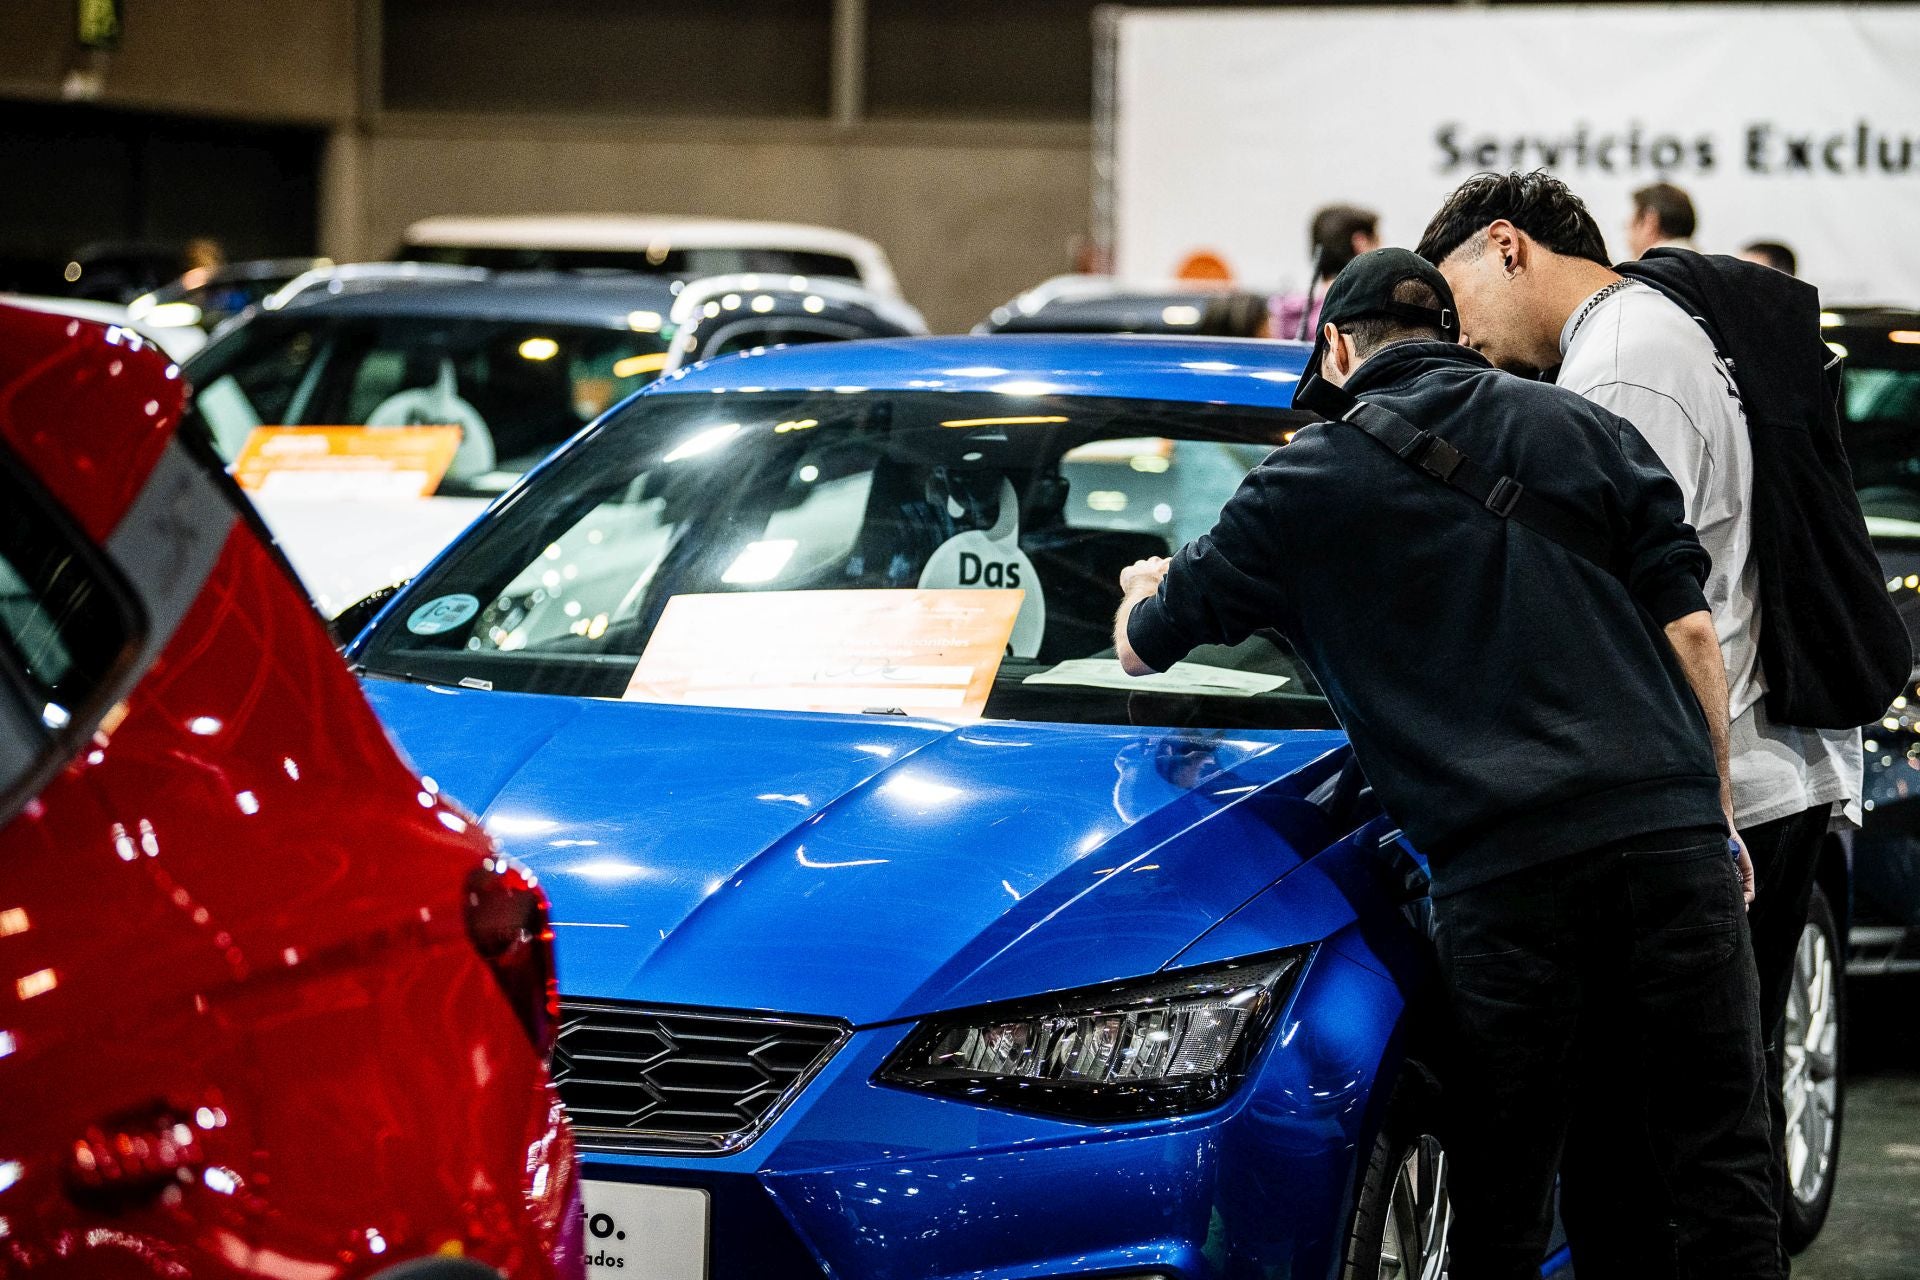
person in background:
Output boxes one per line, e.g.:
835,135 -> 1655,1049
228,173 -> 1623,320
1265,204 -> 1379,339
1068,232 -> 1111,277
1627,181 -> 1698,258
1740,241 -> 1798,276
183,237 -> 227,275
1419,170 -> 1859,1278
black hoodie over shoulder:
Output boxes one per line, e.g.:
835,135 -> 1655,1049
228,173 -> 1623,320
1128,341 -> 1724,895
1619,248 -> 1911,728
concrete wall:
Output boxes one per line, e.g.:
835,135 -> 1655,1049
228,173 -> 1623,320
0,0 -> 1093,329
0,0 -> 359,123
343,117 -> 1092,333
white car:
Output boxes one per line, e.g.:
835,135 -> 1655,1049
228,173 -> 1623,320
398,214 -> 902,299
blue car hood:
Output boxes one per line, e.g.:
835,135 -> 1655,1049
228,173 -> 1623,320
365,681 -> 1349,1025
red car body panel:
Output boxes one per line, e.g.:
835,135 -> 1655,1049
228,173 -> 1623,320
0,311 -> 176,542
0,305 -> 583,1279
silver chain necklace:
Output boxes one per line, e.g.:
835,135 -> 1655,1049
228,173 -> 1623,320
1567,279 -> 1635,344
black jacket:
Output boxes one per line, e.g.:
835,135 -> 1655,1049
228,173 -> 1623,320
1619,249 -> 1910,728
1128,341 -> 1723,895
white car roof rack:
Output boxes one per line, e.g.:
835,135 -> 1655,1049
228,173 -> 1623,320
262,262 -> 493,312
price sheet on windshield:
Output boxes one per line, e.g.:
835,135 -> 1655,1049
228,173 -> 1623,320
623,589 -> 1022,721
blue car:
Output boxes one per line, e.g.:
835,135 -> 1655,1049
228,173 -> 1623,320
347,335 -> 1573,1279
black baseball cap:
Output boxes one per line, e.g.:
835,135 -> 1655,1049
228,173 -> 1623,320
1294,247 -> 1460,414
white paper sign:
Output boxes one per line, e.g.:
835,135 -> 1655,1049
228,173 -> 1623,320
1024,658 -> 1289,697
1111,5 -> 1920,303
581,1180 -> 707,1279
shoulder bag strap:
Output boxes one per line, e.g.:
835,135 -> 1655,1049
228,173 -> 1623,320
1317,388 -> 1617,574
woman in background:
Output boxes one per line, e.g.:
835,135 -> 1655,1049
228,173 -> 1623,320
1265,204 -> 1380,340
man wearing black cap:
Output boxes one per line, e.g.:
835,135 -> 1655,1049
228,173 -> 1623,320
1113,249 -> 1781,1278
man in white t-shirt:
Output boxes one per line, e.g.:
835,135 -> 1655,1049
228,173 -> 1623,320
1419,171 -> 1863,1278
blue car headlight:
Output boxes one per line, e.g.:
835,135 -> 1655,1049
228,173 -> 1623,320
875,949 -> 1307,1120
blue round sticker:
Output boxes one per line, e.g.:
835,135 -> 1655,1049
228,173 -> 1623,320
406,593 -> 480,636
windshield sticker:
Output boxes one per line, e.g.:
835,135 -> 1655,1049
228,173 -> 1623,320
917,477 -> 1045,658
623,589 -> 1022,721
231,425 -> 463,499
407,593 -> 481,636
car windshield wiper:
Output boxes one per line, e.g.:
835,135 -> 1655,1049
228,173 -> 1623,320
353,665 -> 469,688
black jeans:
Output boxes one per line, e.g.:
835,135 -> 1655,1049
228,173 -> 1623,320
1561,807 -> 1828,1276
1433,825 -> 1782,1280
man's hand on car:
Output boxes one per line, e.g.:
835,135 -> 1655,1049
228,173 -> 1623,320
1119,556 -> 1170,599
1113,557 -> 1172,676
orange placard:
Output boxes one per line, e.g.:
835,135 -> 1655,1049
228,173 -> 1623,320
624,589 -> 1022,722
231,426 -> 463,498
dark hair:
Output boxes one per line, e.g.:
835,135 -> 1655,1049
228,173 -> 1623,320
1416,171 -> 1609,268
1632,182 -> 1697,240
1311,204 -> 1379,277
1339,278 -> 1446,359
1742,240 -> 1797,276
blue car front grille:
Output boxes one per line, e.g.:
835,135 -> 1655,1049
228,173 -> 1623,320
552,997 -> 848,1154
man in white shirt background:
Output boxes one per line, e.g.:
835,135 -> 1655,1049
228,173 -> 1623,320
1418,171 -> 1864,1278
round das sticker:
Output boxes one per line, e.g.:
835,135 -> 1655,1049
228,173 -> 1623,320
407,593 -> 480,635
918,478 -> 1045,658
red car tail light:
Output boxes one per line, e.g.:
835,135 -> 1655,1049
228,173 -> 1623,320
464,855 -> 559,1061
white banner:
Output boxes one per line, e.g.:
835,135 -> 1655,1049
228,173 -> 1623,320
1111,5 -> 1920,303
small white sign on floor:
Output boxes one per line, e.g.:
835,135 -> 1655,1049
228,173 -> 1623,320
582,1180 -> 709,1278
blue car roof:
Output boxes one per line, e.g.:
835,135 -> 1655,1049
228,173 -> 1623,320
649,333 -> 1313,410
283,272 -> 682,329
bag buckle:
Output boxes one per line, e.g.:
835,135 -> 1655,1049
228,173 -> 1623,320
1486,475 -> 1524,517
1407,433 -> 1464,482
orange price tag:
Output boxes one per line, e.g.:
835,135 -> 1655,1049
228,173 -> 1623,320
231,426 -> 463,498
624,589 -> 1022,722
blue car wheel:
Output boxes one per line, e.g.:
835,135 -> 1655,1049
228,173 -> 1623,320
1343,1075 -> 1451,1279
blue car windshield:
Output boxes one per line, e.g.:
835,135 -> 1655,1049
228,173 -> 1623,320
356,389 -> 1337,730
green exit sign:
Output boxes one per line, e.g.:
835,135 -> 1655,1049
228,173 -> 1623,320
76,0 -> 122,50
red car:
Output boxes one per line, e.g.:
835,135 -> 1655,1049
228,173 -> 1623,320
0,304 -> 584,1279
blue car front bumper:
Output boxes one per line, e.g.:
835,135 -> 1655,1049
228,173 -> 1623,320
577,942 -> 1407,1280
